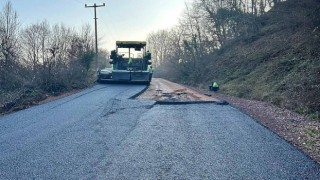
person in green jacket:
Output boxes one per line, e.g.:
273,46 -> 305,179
128,57 -> 133,65
210,81 -> 219,92
148,65 -> 153,81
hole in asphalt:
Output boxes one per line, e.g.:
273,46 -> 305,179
155,100 -> 229,105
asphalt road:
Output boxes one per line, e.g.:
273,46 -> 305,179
0,84 -> 319,179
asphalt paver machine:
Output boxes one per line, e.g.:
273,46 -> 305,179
98,41 -> 152,84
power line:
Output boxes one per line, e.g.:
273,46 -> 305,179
85,2 -> 105,73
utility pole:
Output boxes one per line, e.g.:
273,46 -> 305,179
85,3 -> 105,73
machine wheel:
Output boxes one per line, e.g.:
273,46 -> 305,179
97,77 -> 102,83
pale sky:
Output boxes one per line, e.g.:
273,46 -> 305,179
3,0 -> 187,51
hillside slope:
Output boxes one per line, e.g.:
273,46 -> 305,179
203,0 -> 320,115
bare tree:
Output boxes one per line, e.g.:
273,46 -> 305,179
147,30 -> 172,67
19,21 -> 95,91
21,21 -> 50,72
0,1 -> 20,89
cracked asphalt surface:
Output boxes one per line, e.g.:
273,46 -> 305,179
0,84 -> 319,179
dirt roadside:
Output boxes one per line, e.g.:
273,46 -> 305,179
138,78 -> 219,102
0,89 -> 83,115
139,78 -> 320,164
